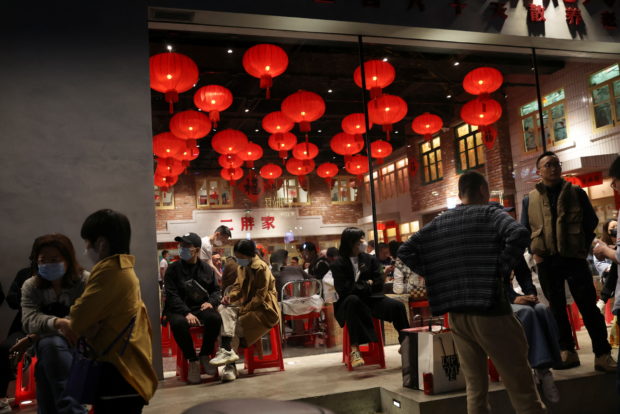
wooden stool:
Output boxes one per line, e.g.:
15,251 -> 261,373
175,326 -> 219,382
243,325 -> 285,375
342,318 -> 386,371
14,355 -> 37,408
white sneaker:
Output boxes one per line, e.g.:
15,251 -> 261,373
209,348 -> 239,366
200,355 -> 218,376
535,369 -> 560,404
0,399 -> 12,414
187,360 -> 201,384
221,363 -> 237,382
350,350 -> 365,368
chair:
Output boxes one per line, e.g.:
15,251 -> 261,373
243,325 -> 285,375
161,317 -> 176,357
175,326 -> 219,382
342,318 -> 386,371
566,304 -> 580,350
281,279 -> 325,347
14,355 -> 37,408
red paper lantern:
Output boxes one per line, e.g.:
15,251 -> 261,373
154,173 -> 179,190
220,167 -> 244,183
218,154 -> 243,169
353,60 -> 396,99
268,132 -> 297,160
149,52 -> 198,114
259,163 -> 283,180
211,129 -> 249,155
370,140 -> 393,163
345,155 -> 369,176
481,125 -> 498,150
341,113 -> 373,135
286,158 -> 315,175
281,90 -> 325,133
156,158 -> 185,177
262,111 -> 294,134
460,98 -> 502,126
153,132 -> 186,158
330,132 -> 364,162
368,94 -> 408,140
170,110 -> 212,140
175,141 -> 200,168
194,85 -> 234,127
462,67 -> 503,96
292,142 -> 319,160
237,142 -> 264,168
411,112 -> 443,142
317,162 -> 339,188
242,44 -> 289,99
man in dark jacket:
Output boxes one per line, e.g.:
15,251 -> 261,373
301,242 -> 330,279
164,232 -> 222,385
270,249 -> 309,300
398,171 -> 546,414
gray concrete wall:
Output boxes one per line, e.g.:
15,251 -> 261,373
0,1 -> 162,375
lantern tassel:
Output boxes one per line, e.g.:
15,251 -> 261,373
209,111 -> 220,128
299,121 -> 311,133
165,91 -> 179,114
279,150 -> 288,160
383,124 -> 392,141
260,75 -> 273,99
370,87 -> 382,99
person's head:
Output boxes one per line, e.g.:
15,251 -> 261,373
81,209 -> 131,264
377,243 -> 390,261
339,227 -> 366,258
212,225 -> 232,247
326,247 -> 340,263
32,234 -> 82,288
256,244 -> 268,261
161,249 -> 169,259
601,219 -> 618,245
609,156 -> 620,194
290,256 -> 300,266
270,249 -> 289,268
458,171 -> 490,205
174,232 -> 202,263
233,239 -> 256,267
388,240 -> 402,258
300,241 -> 318,262
212,253 -> 222,269
367,240 -> 375,253
536,151 -> 562,186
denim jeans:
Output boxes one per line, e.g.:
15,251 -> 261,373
35,335 -> 86,414
512,303 -> 562,369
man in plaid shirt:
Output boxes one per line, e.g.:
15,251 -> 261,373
398,171 -> 547,414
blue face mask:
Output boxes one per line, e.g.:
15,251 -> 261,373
179,247 -> 193,261
237,258 -> 251,267
38,262 -> 66,281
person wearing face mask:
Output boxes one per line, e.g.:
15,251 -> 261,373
69,209 -> 158,413
210,239 -> 280,383
200,226 -> 232,283
20,233 -> 88,414
593,219 -> 618,313
163,232 -> 222,385
300,242 -> 330,280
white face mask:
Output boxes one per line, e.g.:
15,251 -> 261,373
85,247 -> 100,266
213,239 -> 223,247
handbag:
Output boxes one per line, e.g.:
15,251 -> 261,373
410,286 -> 428,301
64,316 -> 136,404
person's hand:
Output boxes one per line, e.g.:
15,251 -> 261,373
220,295 -> 230,306
384,265 -> 395,275
185,313 -> 200,327
597,299 -> 606,314
593,241 -> 609,260
9,335 -> 36,358
54,318 -> 78,346
514,295 -> 538,306
367,279 -> 374,286
200,302 -> 213,311
533,254 -> 544,264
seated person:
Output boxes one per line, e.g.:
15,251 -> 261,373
392,258 -> 425,295
593,219 -> 618,312
509,255 -> 561,403
21,234 -> 88,414
270,249 -> 310,300
210,240 -> 280,383
330,227 -> 410,368
221,256 -> 239,292
300,242 -> 330,279
163,232 -> 222,385
325,247 -> 340,264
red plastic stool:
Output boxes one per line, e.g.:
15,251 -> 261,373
488,358 -> 500,382
161,322 -> 175,357
243,325 -> 285,375
175,326 -> 219,382
342,318 -> 386,371
566,305 -> 580,350
15,355 -> 37,408
605,300 -> 614,325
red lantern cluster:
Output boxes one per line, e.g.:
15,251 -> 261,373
170,110 -> 212,140
149,52 -> 198,113
411,113 -> 443,142
286,158 -> 315,188
242,44 -> 289,99
194,85 -> 233,127
461,67 -> 504,149
354,60 -> 396,99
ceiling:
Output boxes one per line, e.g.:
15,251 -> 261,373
149,29 -> 565,174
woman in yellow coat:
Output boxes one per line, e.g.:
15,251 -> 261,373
209,239 -> 280,382
70,209 -> 158,413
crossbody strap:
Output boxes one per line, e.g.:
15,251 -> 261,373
101,316 -> 136,357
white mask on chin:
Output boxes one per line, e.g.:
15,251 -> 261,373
213,239 -> 223,247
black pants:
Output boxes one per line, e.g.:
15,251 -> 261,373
168,308 -> 221,360
336,295 -> 409,346
93,362 -> 145,414
537,256 -> 611,356
0,331 -> 25,397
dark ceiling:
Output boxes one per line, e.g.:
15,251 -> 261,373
149,29 -> 564,174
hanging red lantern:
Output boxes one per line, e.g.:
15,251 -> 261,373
317,162 -> 339,188
218,154 -> 243,169
262,111 -> 294,134
353,60 -> 396,99
341,113 -> 373,136
462,67 -> 503,97
175,141 -> 200,168
220,167 -> 244,184
330,132 -> 364,163
260,163 -> 283,184
170,110 -> 212,140
238,173 -> 263,202
154,173 -> 179,191
286,158 -> 315,188
345,154 -> 369,176
242,44 -> 289,99
281,90 -> 325,134
194,85 -> 233,127
481,125 -> 498,150
268,132 -> 297,161
411,113 -> 443,142
292,142 -> 319,160
155,158 -> 185,177
460,98 -> 502,126
149,52 -> 199,114
153,132 -> 186,159
368,94 -> 408,140
237,142 -> 264,168
370,140 -> 393,164
211,129 -> 249,155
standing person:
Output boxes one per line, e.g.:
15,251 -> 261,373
300,242 -> 330,280
398,171 -> 546,414
200,226 -> 232,282
163,232 -> 222,385
70,209 -> 158,413
159,250 -> 169,285
593,219 -> 617,313
325,247 -> 340,264
20,234 -> 88,414
521,151 -> 615,372
331,227 -> 409,368
367,240 -> 376,256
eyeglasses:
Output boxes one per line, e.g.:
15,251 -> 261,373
541,161 -> 562,169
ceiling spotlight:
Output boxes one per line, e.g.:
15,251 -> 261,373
254,129 -> 259,132
394,130 -> 399,134
328,89 -> 333,93
453,61 -> 460,66
446,94 -> 452,99
244,109 -> 250,113
227,49 -> 233,54
382,58 -> 388,62
166,45 -> 173,51
197,109 -> 202,111
196,144 -> 200,148
318,130 -> 322,133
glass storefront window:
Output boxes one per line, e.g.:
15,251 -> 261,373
276,178 -> 309,205
519,88 -> 567,151
589,64 -> 620,128
455,123 -> 485,172
420,137 -> 442,184
331,176 -> 358,203
154,186 -> 174,209
196,177 -> 232,208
